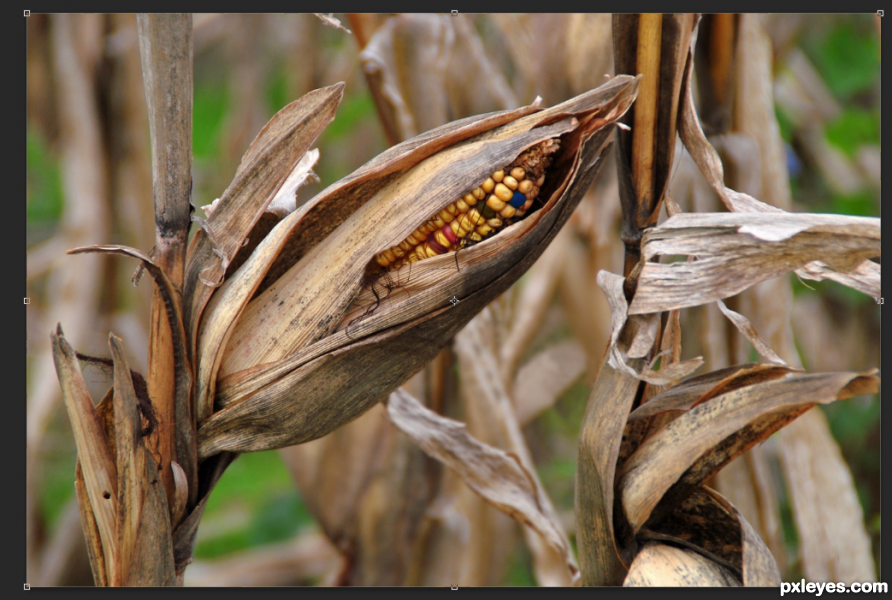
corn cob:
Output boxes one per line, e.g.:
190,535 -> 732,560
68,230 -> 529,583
375,139 -> 560,271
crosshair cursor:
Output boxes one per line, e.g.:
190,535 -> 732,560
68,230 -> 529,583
450,296 -> 459,306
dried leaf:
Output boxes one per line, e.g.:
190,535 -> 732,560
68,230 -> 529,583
198,80 -> 637,457
619,369 -> 879,534
182,82 -> 345,364
513,340 -> 586,425
68,244 -> 197,504
716,300 -> 786,365
386,388 -> 578,586
628,212 -> 880,315
705,488 -> 781,586
575,350 -> 640,585
779,409 -> 877,583
109,334 -> 145,583
51,325 -> 119,582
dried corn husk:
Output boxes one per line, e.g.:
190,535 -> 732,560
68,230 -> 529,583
193,76 -> 639,458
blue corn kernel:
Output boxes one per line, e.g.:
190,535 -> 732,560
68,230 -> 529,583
509,191 -> 526,208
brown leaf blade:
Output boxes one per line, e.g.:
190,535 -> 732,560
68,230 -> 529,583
628,212 -> 880,315
51,325 -> 119,583
619,369 -> 879,535
182,82 -> 345,362
386,388 -> 578,586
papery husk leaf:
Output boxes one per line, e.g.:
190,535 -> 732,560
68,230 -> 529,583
109,334 -> 145,584
575,336 -> 641,585
74,467 -> 108,586
110,335 -> 176,587
182,82 -> 345,365
627,212 -> 880,315
199,133 -> 611,457
619,369 -> 879,535
637,488 -> 743,582
221,117 -> 578,375
716,300 -> 786,365
627,363 -> 792,424
69,244 -> 197,505
194,100 -> 544,421
199,80 -> 637,456
598,270 -> 703,385
51,325 -> 119,582
623,543 -> 740,587
386,388 -> 577,586
704,488 -> 781,586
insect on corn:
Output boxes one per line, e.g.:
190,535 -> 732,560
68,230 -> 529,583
374,139 -> 561,272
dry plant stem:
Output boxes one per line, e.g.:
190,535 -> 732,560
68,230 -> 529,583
708,14 -> 736,106
348,13 -> 400,146
631,13 -> 662,240
137,13 -> 194,511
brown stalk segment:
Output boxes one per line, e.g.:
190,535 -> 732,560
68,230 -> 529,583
631,13 -> 662,217
51,326 -> 119,583
137,14 -> 194,512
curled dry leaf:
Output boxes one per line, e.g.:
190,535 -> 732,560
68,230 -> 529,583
619,369 -> 880,535
194,76 -> 639,459
628,212 -> 880,315
674,21 -> 882,298
386,388 -> 579,586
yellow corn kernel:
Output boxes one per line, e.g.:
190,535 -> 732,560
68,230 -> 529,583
492,170 -> 504,183
503,175 -> 519,190
393,246 -> 405,258
476,223 -> 493,236
472,187 -> 485,200
376,254 -> 390,267
399,239 -> 413,252
468,232 -> 483,242
486,217 -> 503,228
486,195 -> 506,211
383,248 -> 396,262
456,198 -> 469,212
439,208 -> 455,223
464,192 -> 478,205
536,175 -> 545,187
482,178 -> 495,193
510,167 -> 525,180
500,204 -> 517,219
423,244 -> 439,259
434,229 -> 451,248
431,215 -> 446,228
445,203 -> 458,216
494,183 -> 513,202
518,179 -> 534,194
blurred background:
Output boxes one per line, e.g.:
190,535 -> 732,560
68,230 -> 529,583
26,13 -> 880,586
